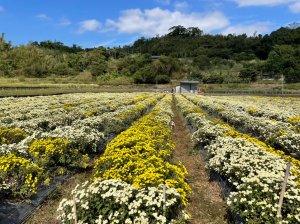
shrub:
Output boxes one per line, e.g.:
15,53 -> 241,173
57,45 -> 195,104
156,75 -> 170,84
0,126 -> 28,144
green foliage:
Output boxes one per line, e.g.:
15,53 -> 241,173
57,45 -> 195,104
193,55 -> 211,70
202,72 -> 225,84
187,70 -> 203,81
167,25 -> 203,37
0,33 -> 12,51
132,55 -> 181,84
0,126 -> 28,144
285,65 -> 300,83
239,66 -> 258,82
133,65 -> 156,84
155,75 -> 170,84
0,41 -> 110,78
154,55 -> 181,75
96,72 -> 134,85
34,40 -> 83,53
0,26 -> 300,84
89,63 -> 107,77
267,45 -> 300,82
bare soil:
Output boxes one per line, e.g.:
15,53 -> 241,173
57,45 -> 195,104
171,97 -> 228,224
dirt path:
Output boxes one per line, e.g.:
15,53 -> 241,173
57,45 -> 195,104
171,97 -> 228,224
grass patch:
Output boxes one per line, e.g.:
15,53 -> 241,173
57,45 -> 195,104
0,85 -> 167,97
0,77 -> 173,97
203,82 -> 300,95
97,75 -> 134,85
284,82 -> 300,90
72,72 -> 94,83
0,87 -> 98,97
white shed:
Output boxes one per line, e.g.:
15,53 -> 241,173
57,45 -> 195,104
174,81 -> 199,93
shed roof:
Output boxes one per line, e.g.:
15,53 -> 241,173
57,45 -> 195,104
180,81 -> 199,84
151,56 -> 161,59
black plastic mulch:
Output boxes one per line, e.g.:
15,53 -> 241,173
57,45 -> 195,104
0,175 -> 70,224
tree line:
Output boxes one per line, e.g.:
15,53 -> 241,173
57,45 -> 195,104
0,25 -> 299,83
130,25 -> 300,83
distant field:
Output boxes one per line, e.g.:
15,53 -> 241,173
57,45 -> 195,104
0,77 -> 299,97
0,77 -> 170,96
0,86 -> 157,97
201,82 -> 300,95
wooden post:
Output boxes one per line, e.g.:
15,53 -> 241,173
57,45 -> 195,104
281,73 -> 284,95
73,195 -> 78,224
277,163 -> 291,222
163,184 -> 166,216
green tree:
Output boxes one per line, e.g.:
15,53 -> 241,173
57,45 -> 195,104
133,65 -> 156,84
193,55 -> 211,70
267,45 -> 297,80
239,66 -> 258,82
167,25 -> 188,37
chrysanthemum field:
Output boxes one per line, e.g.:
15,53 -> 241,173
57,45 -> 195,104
0,93 -> 299,224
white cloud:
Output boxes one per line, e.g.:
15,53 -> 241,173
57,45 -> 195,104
222,22 -> 271,36
58,17 -> 71,26
289,1 -> 300,13
234,0 -> 294,7
36,13 -> 50,20
234,0 -> 300,14
77,19 -> 101,34
106,8 -> 229,36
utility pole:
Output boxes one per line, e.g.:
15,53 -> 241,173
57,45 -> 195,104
281,73 -> 284,95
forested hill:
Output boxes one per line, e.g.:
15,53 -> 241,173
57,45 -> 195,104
125,25 -> 300,83
0,25 -> 299,84
129,25 -> 300,61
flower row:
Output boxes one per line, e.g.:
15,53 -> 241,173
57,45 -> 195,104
57,95 -> 191,224
197,95 -> 300,125
0,93 -> 161,157
0,93 -> 152,133
184,94 -> 300,156
0,93 -> 162,199
57,180 -> 186,224
175,94 -> 300,223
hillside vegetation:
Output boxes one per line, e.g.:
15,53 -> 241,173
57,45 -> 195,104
0,25 -> 299,84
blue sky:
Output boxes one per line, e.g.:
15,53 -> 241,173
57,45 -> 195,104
0,0 -> 299,48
